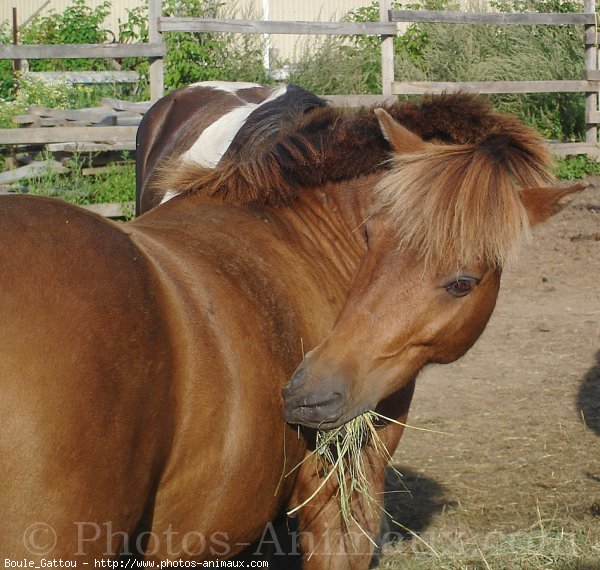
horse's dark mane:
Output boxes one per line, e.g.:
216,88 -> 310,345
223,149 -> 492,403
154,92 -> 550,206
222,84 -> 328,163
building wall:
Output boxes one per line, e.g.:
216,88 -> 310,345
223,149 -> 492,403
239,0 -> 374,65
3,0 -> 375,65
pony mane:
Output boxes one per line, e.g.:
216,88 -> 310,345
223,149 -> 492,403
153,92 -> 552,212
153,90 -> 555,269
373,124 -> 552,271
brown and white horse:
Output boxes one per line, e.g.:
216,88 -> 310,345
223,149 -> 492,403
136,81 -> 327,214
0,89 -> 585,569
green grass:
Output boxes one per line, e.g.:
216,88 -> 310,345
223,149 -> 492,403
553,155 -> 600,180
23,154 -> 135,217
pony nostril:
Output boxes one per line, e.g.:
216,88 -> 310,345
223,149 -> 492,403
303,391 -> 343,409
297,391 -> 342,409
283,364 -> 309,397
284,390 -> 347,426
282,382 -> 294,399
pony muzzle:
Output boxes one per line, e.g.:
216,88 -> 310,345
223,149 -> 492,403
283,363 -> 348,428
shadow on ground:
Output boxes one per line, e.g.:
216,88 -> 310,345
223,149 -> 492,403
234,466 -> 447,569
382,465 -> 449,540
577,350 -> 600,437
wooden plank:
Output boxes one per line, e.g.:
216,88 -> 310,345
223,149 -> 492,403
158,18 -> 398,35
27,105 -> 116,122
549,141 -> 600,158
101,98 -> 153,113
0,126 -> 138,145
325,94 -> 398,107
24,106 -> 142,126
46,141 -> 137,152
12,115 -> 37,125
586,110 -> 600,123
0,43 -> 166,60
389,9 -> 593,25
584,29 -> 598,44
585,70 -> 600,80
114,116 -> 143,126
0,161 -> 68,183
27,71 -> 139,84
81,202 -> 134,218
392,80 -> 598,94
14,117 -> 90,128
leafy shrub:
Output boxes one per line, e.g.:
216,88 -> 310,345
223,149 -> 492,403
554,155 -> 600,179
162,0 -> 268,90
0,75 -> 95,128
0,21 -> 14,99
27,152 -> 135,213
290,0 -> 586,141
20,0 -> 113,72
117,3 -> 151,99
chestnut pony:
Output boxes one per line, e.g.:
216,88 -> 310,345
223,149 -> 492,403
0,89 -> 584,569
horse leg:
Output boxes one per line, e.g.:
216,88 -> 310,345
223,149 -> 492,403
289,381 -> 415,570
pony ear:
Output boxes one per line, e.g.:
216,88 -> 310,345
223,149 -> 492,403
374,108 -> 426,154
520,181 -> 589,225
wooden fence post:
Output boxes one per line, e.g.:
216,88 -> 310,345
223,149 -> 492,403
12,8 -> 22,74
585,0 -> 597,144
148,0 -> 165,101
380,0 -> 394,97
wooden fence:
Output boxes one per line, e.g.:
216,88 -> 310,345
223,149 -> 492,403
0,0 -> 598,156
0,40 -> 163,151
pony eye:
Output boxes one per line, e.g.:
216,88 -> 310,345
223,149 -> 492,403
445,276 -> 479,297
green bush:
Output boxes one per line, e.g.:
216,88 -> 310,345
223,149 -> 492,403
290,0 -> 586,142
0,0 -> 131,101
161,0 -> 268,90
20,0 -> 113,72
27,153 -> 135,214
0,75 -> 95,128
0,21 -> 14,99
117,2 -> 150,99
553,154 -> 600,179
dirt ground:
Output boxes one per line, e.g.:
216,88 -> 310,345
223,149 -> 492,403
377,180 -> 600,568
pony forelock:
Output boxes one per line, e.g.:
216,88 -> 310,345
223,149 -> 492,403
372,126 -> 554,271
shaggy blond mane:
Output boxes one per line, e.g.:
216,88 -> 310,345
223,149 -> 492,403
373,128 -> 553,270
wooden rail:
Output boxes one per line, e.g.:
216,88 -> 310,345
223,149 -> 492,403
27,71 -> 139,84
0,42 -> 166,59
158,18 -> 397,35
389,10 -> 593,24
391,80 -> 600,95
0,126 -> 138,145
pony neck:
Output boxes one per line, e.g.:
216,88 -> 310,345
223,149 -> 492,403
276,176 -> 371,288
